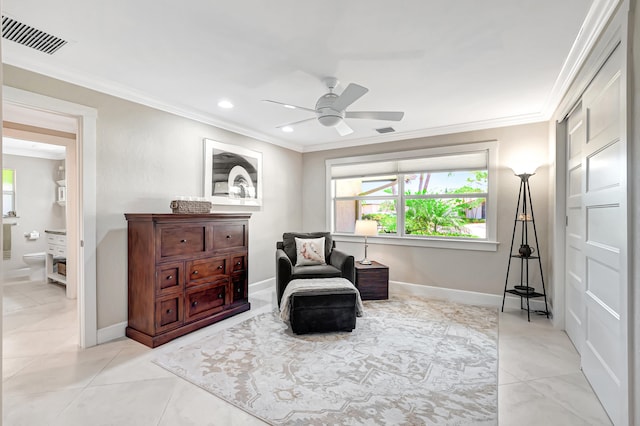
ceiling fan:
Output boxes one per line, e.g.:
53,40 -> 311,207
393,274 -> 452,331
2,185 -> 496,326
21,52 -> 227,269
263,77 -> 404,136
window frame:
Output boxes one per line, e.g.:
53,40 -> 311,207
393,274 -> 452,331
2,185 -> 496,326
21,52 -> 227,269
326,141 -> 499,252
3,168 -> 16,217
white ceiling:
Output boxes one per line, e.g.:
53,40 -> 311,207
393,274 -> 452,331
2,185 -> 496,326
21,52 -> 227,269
2,1 -> 613,152
3,136 -> 66,160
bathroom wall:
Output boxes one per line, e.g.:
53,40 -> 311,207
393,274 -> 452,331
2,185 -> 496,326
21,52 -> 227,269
2,154 -> 66,278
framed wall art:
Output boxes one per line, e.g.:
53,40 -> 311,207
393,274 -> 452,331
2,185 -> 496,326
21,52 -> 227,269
203,139 -> 263,206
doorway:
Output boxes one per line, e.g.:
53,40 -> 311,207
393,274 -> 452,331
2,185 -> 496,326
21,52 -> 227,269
2,86 -> 97,348
1,132 -> 79,367
3,121 -> 73,288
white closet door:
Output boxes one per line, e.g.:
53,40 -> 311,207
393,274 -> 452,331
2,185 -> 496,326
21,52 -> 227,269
564,102 -> 585,355
580,44 -> 628,425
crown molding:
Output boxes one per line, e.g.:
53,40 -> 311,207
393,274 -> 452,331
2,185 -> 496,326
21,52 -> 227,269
541,0 -> 621,119
2,57 -> 305,153
302,112 -> 547,153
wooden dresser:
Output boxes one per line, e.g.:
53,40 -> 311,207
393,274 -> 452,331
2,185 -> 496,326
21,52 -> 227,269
125,213 -> 251,347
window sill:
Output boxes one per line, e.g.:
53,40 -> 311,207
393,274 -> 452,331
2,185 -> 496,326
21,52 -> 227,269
333,234 -> 499,252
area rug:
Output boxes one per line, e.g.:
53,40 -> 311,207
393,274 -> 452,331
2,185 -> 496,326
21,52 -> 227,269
153,297 -> 498,425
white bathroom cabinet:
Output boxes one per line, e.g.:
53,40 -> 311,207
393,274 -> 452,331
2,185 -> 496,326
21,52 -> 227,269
45,230 -> 67,285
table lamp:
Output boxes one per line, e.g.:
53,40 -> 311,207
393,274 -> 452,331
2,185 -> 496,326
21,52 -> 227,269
354,220 -> 378,265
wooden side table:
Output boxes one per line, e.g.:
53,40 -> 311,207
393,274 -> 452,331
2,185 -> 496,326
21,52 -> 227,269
354,261 -> 389,300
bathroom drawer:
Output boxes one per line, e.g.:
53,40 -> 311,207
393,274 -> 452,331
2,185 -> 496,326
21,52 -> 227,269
46,234 -> 66,246
48,244 -> 66,257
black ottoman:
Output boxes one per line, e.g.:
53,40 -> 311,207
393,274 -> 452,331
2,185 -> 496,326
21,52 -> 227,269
290,292 -> 357,334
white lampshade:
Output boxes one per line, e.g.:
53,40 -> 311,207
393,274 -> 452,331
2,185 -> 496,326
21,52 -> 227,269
354,220 -> 378,237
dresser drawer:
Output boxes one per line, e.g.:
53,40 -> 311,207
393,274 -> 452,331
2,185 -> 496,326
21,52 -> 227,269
231,254 -> 246,272
155,262 -> 183,295
213,224 -> 246,250
185,280 -> 227,321
231,271 -> 247,303
155,294 -> 184,333
158,225 -> 206,259
185,257 -> 227,287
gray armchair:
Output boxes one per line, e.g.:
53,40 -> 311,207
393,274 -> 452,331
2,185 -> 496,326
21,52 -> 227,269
276,232 -> 355,306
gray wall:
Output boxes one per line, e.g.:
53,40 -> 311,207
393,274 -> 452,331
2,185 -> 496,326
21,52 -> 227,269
2,154 -> 65,275
3,65 -> 303,329
301,122 -> 551,302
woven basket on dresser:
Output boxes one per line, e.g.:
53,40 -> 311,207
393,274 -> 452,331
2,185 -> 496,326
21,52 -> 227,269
169,200 -> 212,214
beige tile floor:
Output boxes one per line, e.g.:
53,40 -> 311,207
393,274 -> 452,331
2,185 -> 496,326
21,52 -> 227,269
2,279 -> 612,425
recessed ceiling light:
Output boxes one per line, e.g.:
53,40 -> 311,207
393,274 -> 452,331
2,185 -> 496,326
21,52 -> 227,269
217,100 -> 234,109
282,126 -> 294,133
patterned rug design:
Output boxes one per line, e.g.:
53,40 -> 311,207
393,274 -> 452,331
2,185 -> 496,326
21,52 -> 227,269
153,297 -> 498,425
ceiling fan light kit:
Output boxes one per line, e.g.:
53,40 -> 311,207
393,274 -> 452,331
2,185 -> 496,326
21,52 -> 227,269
264,77 -> 404,136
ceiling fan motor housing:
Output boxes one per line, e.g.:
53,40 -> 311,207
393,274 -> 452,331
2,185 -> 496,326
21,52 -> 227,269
316,92 -> 344,127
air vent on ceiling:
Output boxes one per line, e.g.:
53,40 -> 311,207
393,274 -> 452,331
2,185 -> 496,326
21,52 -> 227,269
375,127 -> 395,134
2,15 -> 67,54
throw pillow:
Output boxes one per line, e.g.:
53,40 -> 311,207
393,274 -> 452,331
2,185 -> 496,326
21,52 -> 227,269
283,232 -> 333,264
294,237 -> 326,266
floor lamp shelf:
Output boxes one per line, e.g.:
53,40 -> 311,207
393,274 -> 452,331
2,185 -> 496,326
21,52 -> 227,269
501,173 -> 549,321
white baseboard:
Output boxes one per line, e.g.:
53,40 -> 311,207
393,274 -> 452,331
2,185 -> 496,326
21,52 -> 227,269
390,280 -> 551,315
97,321 -> 127,345
3,267 -> 30,280
98,278 -> 548,345
250,277 -> 275,293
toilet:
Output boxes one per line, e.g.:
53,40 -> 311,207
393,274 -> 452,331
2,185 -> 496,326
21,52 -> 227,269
22,252 -> 46,282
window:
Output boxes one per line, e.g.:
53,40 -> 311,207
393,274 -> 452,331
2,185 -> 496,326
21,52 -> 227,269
326,142 -> 498,250
3,169 -> 16,216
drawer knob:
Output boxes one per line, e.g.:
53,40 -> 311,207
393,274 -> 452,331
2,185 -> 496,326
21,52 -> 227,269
226,235 -> 231,239
218,293 -> 223,299
167,275 -> 173,280
236,288 -> 241,293
218,265 -> 223,269
180,239 -> 187,243
192,270 -> 199,275
192,301 -> 198,307
166,309 -> 173,314
236,261 -> 241,266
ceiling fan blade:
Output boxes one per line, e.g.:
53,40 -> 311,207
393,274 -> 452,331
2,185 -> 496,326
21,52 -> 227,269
331,83 -> 368,112
335,119 -> 354,136
262,100 -> 317,113
276,117 -> 316,128
345,111 -> 405,121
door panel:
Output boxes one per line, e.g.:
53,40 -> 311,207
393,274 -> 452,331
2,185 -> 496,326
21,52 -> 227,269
586,141 -> 621,191
565,103 -> 585,355
579,44 -> 627,424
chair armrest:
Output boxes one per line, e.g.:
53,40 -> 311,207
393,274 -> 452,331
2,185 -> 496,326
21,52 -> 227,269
330,248 -> 355,284
276,248 -> 293,307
